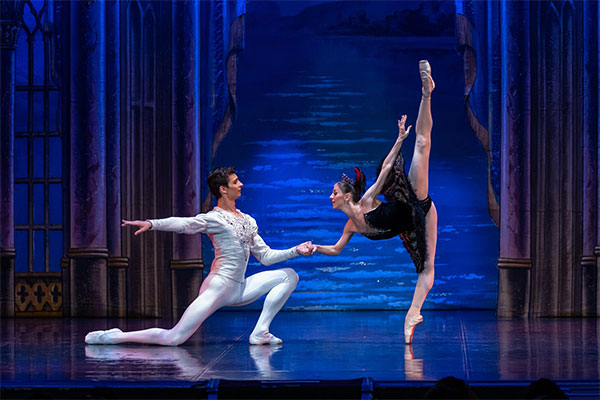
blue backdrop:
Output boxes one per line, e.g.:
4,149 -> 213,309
210,1 -> 499,310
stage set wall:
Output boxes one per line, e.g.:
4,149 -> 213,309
0,0 -> 598,318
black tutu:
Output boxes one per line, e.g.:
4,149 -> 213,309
362,151 -> 431,273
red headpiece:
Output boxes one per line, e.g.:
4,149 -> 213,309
354,167 -> 361,183
342,167 -> 362,188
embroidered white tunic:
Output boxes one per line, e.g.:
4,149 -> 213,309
148,207 -> 299,283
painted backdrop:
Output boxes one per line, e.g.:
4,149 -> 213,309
210,1 -> 499,310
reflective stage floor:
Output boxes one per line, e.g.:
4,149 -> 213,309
1,311 -> 599,398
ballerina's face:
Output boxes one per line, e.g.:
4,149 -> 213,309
330,183 -> 346,209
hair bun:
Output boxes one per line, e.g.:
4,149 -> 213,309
353,167 -> 366,195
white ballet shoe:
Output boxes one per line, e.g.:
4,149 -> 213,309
84,328 -> 122,345
249,332 -> 283,346
419,60 -> 435,98
404,314 -> 423,344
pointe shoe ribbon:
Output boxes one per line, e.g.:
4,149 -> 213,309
85,328 -> 122,345
249,332 -> 283,346
419,60 -> 435,98
404,314 -> 423,344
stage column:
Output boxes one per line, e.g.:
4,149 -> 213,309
0,8 -> 21,317
597,1 -> 600,317
497,0 -> 532,318
68,0 -> 108,316
170,0 -> 204,319
104,0 -> 127,318
582,0 -> 598,317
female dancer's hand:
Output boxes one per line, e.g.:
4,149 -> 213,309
296,241 -> 316,256
398,115 -> 412,142
121,219 -> 152,236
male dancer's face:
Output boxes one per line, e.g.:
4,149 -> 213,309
221,173 -> 243,200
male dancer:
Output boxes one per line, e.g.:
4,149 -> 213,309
85,167 -> 314,346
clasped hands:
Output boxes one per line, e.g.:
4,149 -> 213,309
296,241 -> 317,256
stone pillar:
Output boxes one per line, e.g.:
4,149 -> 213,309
582,0 -> 598,317
171,0 -> 204,319
104,0 -> 127,318
488,0 -> 501,219
497,0 -> 532,317
68,0 -> 108,316
597,1 -> 600,316
0,14 -> 21,318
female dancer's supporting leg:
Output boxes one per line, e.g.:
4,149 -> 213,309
404,60 -> 437,344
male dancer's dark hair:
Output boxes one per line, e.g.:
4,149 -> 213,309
207,167 -> 236,199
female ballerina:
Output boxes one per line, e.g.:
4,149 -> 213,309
314,60 -> 437,344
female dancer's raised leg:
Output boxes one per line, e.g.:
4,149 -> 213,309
404,60 -> 437,344
408,60 -> 434,198
85,274 -> 238,346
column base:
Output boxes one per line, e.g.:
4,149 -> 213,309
60,257 -> 70,317
497,258 -> 531,318
581,255 -> 597,317
0,248 -> 16,317
107,257 -> 128,318
595,246 -> 600,316
67,248 -> 109,317
170,259 -> 204,320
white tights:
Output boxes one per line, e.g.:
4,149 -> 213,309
91,268 -> 299,346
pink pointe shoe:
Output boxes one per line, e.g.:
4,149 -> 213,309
419,60 -> 435,98
404,314 -> 423,344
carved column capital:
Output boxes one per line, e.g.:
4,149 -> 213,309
0,248 -> 16,258
67,247 -> 110,259
107,257 -> 128,269
0,20 -> 21,49
497,257 -> 532,269
581,255 -> 597,267
169,259 -> 204,270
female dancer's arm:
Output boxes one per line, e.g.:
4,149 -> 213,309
361,115 -> 411,203
314,220 -> 355,256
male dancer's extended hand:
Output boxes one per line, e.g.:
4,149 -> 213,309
121,219 -> 151,236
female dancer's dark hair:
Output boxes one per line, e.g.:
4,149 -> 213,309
337,167 -> 366,203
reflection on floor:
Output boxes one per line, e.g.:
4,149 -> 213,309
1,311 -> 598,398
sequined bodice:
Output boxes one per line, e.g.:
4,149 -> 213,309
361,201 -> 413,241
214,207 -> 257,260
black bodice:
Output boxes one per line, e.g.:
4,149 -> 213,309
358,150 -> 430,273
363,201 -> 414,241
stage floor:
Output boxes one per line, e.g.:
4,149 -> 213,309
1,311 -> 599,398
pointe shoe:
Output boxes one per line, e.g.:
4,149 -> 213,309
249,332 -> 283,346
419,60 -> 435,98
404,314 -> 423,344
404,344 -> 415,360
84,328 -> 122,345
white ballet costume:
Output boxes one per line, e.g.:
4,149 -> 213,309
85,207 -> 299,346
